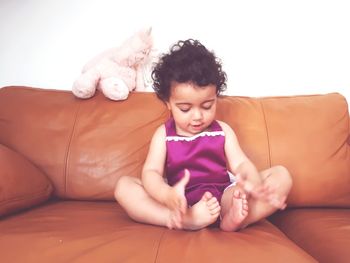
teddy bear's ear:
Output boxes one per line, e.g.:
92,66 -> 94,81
138,27 -> 152,41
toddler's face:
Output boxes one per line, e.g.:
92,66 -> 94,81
166,82 -> 217,136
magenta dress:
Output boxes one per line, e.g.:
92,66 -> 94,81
165,118 -> 234,206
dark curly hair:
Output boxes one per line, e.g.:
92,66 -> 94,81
152,39 -> 227,101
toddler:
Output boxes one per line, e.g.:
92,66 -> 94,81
115,39 -> 292,231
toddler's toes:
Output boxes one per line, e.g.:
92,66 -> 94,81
206,196 -> 218,207
233,189 -> 241,198
210,205 -> 221,216
202,191 -> 213,202
208,200 -> 220,210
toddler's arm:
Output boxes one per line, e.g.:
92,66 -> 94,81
234,161 -> 263,193
219,121 -> 262,188
220,121 -> 286,209
141,125 -> 189,225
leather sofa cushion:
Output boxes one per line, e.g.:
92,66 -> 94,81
0,201 -> 317,263
0,144 -> 53,217
270,208 -> 350,263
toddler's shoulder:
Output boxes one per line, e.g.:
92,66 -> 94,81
147,124 -> 167,151
151,124 -> 166,139
216,120 -> 233,133
216,120 -> 239,139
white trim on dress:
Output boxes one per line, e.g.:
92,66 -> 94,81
166,131 -> 225,142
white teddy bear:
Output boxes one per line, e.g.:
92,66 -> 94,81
72,28 -> 153,101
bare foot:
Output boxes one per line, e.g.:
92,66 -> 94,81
220,189 -> 248,231
182,192 -> 221,230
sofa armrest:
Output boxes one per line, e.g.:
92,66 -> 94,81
0,144 -> 53,217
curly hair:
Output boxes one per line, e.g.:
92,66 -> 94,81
152,39 -> 227,101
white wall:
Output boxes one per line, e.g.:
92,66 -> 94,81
0,0 -> 349,103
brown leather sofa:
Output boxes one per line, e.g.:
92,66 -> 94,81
0,86 -> 349,263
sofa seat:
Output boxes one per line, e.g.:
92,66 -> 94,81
270,208 -> 350,263
0,201 -> 316,263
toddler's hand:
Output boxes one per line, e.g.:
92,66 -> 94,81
259,181 -> 287,210
235,172 -> 258,196
236,172 -> 286,210
165,169 -> 190,216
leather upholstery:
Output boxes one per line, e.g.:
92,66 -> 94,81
270,208 -> 350,263
0,86 -> 349,262
1,87 -> 348,206
1,201 -> 316,263
0,144 -> 52,216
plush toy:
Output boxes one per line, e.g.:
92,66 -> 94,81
72,28 -> 153,101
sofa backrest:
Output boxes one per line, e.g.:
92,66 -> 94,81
0,86 -> 349,208
217,95 -> 350,207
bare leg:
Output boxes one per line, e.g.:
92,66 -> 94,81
220,165 -> 292,231
114,176 -> 175,228
115,176 -> 221,230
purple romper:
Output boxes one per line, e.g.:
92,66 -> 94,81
165,118 -> 234,207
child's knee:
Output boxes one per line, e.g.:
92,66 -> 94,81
114,176 -> 129,201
